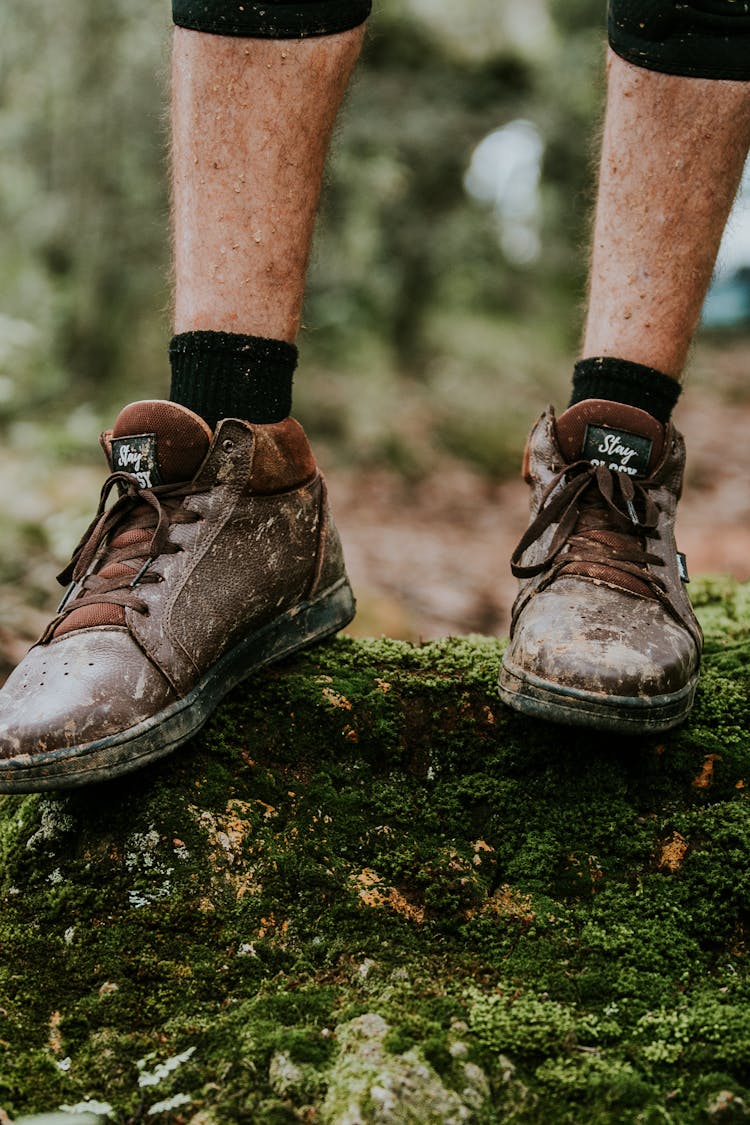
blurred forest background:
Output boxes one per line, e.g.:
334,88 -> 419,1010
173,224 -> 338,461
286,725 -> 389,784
0,0 -> 749,661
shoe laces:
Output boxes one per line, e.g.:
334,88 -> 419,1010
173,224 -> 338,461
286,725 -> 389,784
42,470 -> 208,641
510,460 -> 665,598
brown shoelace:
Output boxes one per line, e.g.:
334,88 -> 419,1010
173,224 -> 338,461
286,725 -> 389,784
510,461 -> 665,596
42,471 -> 207,641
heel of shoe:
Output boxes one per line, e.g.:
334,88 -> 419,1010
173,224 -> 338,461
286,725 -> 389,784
276,576 -> 356,659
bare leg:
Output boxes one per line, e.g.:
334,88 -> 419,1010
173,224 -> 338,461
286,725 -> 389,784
172,26 -> 364,343
583,48 -> 750,378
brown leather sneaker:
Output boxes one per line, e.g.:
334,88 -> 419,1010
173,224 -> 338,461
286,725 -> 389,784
0,401 -> 355,791
499,399 -> 702,733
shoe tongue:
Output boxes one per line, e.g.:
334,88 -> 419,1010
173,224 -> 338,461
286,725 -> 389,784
54,402 -> 213,639
109,400 -> 213,486
556,399 -> 665,477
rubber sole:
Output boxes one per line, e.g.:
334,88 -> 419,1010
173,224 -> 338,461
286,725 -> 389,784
498,657 -> 698,734
0,577 -> 355,793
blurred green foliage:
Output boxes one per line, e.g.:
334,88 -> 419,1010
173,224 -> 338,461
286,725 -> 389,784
0,0 -> 171,413
0,0 -> 605,471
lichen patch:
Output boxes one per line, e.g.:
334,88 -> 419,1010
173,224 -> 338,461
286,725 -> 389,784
657,831 -> 690,873
350,868 -> 425,924
321,685 -> 353,711
48,1009 -> 63,1056
482,885 -> 535,924
693,753 -> 722,789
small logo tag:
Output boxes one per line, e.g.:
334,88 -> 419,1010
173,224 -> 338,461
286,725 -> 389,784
111,433 -> 162,489
677,552 -> 689,583
582,425 -> 653,477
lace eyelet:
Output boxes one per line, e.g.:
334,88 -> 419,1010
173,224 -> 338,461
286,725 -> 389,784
222,438 -> 235,453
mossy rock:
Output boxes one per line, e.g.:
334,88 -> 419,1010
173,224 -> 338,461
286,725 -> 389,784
3,578 -> 750,1124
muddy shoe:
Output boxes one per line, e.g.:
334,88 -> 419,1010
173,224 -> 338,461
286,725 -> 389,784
0,401 -> 355,791
498,399 -> 702,733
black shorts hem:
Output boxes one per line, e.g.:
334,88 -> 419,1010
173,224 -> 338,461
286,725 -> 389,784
609,36 -> 750,81
608,1 -> 750,81
173,0 -> 371,38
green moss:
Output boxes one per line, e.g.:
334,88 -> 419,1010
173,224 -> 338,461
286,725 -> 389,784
2,579 -> 750,1121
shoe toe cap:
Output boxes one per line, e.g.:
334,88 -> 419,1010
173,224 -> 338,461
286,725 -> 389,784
0,629 -> 175,759
505,578 -> 699,699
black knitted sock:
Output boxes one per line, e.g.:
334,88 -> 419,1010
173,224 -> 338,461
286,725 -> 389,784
569,357 -> 681,425
169,330 -> 297,428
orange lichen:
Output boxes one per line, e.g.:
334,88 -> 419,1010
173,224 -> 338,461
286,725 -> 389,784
349,868 -> 425,924
657,832 -> 689,873
693,754 -> 722,789
322,686 -> 352,711
482,885 -> 535,924
48,1011 -> 62,1056
472,840 -> 494,868
258,914 -> 290,942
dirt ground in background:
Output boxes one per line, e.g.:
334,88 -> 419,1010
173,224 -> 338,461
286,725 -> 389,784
336,383 -> 750,641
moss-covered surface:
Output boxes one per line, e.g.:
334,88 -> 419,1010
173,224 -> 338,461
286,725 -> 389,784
2,578 -> 750,1123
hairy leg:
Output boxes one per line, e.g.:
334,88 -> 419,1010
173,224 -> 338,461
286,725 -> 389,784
583,48 -> 750,377
172,25 -> 364,343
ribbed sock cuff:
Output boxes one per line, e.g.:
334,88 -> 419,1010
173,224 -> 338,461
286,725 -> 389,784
169,330 -> 297,428
569,356 -> 681,425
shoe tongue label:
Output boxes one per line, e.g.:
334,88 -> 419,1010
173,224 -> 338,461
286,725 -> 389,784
111,433 -> 163,489
582,424 -> 653,477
